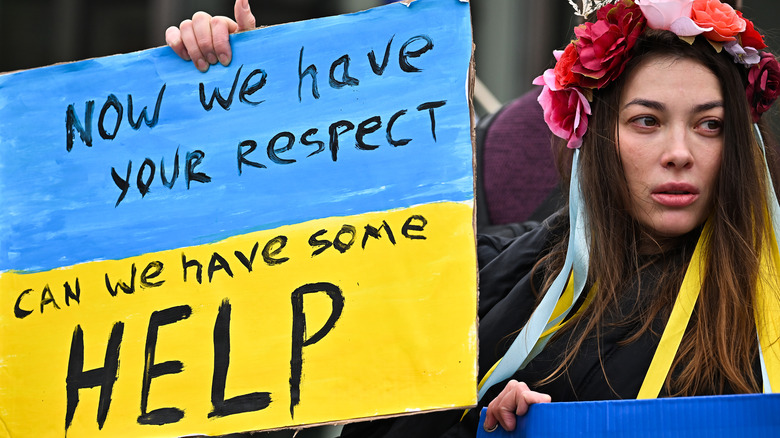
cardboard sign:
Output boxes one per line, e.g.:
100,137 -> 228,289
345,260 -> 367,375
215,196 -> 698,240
476,394 -> 780,437
0,0 -> 476,436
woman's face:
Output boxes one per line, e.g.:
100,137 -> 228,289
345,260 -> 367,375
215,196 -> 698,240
618,56 -> 724,238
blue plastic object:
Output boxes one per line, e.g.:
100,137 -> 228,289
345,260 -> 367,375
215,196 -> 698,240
477,394 -> 780,437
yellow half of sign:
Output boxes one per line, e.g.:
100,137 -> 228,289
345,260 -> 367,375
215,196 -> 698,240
0,201 -> 477,438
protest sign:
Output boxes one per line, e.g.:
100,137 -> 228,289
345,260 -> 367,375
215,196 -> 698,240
0,0 -> 476,436
476,394 -> 780,437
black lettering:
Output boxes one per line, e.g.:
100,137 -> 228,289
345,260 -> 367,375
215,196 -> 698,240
308,229 -> 332,256
290,282 -> 344,418
301,128 -> 325,157
238,140 -> 267,175
140,261 -> 165,288
298,47 -> 320,102
368,35 -> 394,76
387,109 -> 411,147
127,84 -> 166,129
64,279 -> 81,306
14,289 -> 33,319
105,264 -> 136,297
66,101 -> 94,151
199,65 -> 243,111
356,116 -> 382,150
209,299 -> 272,418
40,284 -> 60,313
234,242 -> 260,273
182,254 -> 203,284
208,252 -> 234,282
262,236 -> 290,266
329,54 -> 359,89
186,150 -> 211,188
267,132 -> 296,165
65,322 -> 124,431
402,215 -> 428,240
362,221 -> 396,249
239,69 -> 267,105
334,225 -> 357,253
137,305 -> 191,425
417,100 -> 447,141
328,120 -> 355,162
111,161 -> 132,207
399,35 -> 434,73
137,158 -> 155,198
98,94 -> 123,140
160,148 -> 179,189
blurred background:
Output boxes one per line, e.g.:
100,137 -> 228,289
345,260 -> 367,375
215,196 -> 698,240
0,0 -> 779,436
3,0 -> 776,122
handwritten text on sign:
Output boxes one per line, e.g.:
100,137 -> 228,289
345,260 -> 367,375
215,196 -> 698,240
0,0 -> 475,437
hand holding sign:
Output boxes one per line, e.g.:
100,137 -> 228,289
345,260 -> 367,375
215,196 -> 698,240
165,0 -> 257,72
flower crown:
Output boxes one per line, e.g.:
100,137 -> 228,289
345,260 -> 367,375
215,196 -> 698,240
534,0 -> 780,149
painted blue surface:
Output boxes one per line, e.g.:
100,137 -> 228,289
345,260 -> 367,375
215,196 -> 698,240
477,394 -> 780,437
0,0 -> 473,272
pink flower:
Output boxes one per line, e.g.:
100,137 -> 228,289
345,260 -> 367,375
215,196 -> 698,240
746,52 -> 780,122
572,0 -> 646,89
635,0 -> 711,36
691,0 -> 746,42
533,69 -> 592,149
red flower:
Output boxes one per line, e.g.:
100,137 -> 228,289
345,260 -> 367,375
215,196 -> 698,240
554,43 -> 580,89
691,0 -> 745,42
746,52 -> 780,122
572,0 -> 646,89
736,11 -> 766,50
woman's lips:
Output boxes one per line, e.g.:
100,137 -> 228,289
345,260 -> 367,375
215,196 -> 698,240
651,183 -> 700,208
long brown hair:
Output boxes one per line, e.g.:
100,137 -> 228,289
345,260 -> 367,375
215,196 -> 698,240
538,30 -> 774,395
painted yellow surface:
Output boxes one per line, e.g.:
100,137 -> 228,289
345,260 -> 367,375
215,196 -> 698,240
0,202 -> 477,438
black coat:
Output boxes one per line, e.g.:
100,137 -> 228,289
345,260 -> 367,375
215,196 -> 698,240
340,214 -> 749,438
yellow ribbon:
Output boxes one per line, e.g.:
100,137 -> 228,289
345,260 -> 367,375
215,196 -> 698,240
636,222 -> 709,399
638,220 -> 780,397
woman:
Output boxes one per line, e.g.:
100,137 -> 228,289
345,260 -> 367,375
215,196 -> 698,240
167,1 -> 780,436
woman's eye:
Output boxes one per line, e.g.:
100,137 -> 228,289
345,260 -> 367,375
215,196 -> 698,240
697,119 -> 723,134
631,116 -> 658,128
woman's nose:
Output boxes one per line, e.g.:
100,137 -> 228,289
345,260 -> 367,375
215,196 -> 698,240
661,126 -> 693,169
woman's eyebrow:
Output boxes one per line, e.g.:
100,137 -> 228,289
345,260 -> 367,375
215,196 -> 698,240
693,101 -> 724,113
621,99 -> 724,113
622,98 -> 665,111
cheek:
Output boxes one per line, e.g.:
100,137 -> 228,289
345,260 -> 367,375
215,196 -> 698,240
700,149 -> 723,185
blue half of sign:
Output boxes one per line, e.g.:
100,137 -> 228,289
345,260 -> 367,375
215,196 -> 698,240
0,0 -> 474,273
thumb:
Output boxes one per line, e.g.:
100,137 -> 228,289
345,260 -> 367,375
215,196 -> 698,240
234,0 -> 257,31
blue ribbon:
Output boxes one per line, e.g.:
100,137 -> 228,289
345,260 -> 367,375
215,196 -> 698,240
478,149 -> 590,401
755,123 -> 777,393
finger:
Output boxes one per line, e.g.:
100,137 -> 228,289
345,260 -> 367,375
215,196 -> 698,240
522,391 -> 552,406
485,385 -> 520,432
483,399 -> 502,433
192,11 -> 219,67
234,0 -> 257,31
178,19 -> 209,72
516,390 -> 552,416
210,16 -> 238,66
497,402 -> 519,431
165,26 -> 190,61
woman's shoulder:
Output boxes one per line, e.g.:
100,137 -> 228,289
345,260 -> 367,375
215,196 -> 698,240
477,211 -> 566,269
475,211 -> 566,318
